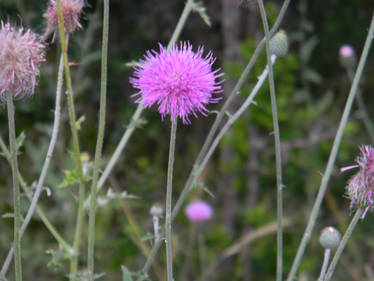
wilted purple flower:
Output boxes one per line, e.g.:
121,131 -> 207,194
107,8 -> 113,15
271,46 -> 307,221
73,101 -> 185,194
339,45 -> 354,58
185,200 -> 213,222
130,42 -> 223,124
341,145 -> 374,218
0,22 -> 45,101
43,0 -> 84,38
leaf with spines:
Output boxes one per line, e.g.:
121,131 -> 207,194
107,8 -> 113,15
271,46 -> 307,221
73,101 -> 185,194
121,266 -> 134,281
192,1 -> 211,27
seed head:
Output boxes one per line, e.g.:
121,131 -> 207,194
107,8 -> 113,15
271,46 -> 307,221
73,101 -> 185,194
130,42 -> 223,124
43,0 -> 84,39
0,22 -> 45,101
342,145 -> 374,218
185,200 -> 213,222
319,226 -> 341,249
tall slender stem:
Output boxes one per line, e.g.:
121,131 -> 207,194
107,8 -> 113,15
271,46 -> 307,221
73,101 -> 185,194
165,120 -> 178,281
1,53 -> 65,277
256,1 -> 283,280
286,12 -> 374,281
87,0 -> 109,280
6,94 -> 22,281
323,208 -> 363,281
318,249 -> 331,281
55,1 -> 85,280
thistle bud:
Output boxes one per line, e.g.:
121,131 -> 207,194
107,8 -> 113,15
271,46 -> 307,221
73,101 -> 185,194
319,226 -> 341,249
269,30 -> 288,57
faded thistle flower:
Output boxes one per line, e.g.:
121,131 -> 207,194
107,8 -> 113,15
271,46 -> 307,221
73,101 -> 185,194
130,42 -> 223,124
342,145 -> 374,218
0,22 -> 45,101
339,44 -> 356,68
185,200 -> 213,222
43,0 -> 84,39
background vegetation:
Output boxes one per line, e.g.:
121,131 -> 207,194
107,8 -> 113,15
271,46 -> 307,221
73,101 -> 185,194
0,0 -> 374,280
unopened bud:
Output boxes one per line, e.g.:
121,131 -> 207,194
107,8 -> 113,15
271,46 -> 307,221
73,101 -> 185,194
319,226 -> 341,249
150,204 -> 163,218
269,30 -> 288,57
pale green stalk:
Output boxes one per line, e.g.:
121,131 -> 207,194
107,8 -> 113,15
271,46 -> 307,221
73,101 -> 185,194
6,94 -> 22,281
256,1 -> 283,280
317,248 -> 331,281
286,12 -> 374,281
87,0 -> 109,280
55,1 -> 85,280
1,54 -> 65,276
323,208 -> 363,281
165,120 -> 178,281
0,137 -> 72,256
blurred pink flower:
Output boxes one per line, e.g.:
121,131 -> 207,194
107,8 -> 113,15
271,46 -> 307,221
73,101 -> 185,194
185,200 -> 213,222
130,42 -> 223,124
43,0 -> 84,38
342,145 -> 374,218
339,45 -> 354,58
0,22 -> 45,101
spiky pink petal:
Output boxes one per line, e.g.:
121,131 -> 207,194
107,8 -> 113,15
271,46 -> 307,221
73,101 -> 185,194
130,42 -> 223,124
343,145 -> 374,219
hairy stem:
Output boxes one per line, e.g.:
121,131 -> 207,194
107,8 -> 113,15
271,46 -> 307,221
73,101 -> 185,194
56,1 -> 85,279
286,12 -> 374,281
7,94 -> 22,281
165,120 -> 178,281
87,0 -> 109,280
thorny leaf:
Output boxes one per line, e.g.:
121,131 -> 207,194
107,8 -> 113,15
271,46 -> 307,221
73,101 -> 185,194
121,265 -> 134,281
192,2 -> 211,27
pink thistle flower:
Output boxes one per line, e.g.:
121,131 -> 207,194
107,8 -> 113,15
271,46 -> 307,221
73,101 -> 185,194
339,45 -> 354,58
342,145 -> 374,218
0,22 -> 45,101
43,0 -> 84,38
130,42 -> 223,124
185,200 -> 213,222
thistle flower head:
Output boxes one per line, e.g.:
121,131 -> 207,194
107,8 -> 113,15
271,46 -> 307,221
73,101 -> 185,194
342,145 -> 374,218
43,0 -> 84,38
130,42 -> 223,124
185,200 -> 213,222
339,45 -> 354,58
0,22 -> 45,101
339,44 -> 356,68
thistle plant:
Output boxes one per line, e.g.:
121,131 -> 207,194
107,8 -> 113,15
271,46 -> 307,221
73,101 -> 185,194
0,21 -> 45,281
130,41 -> 223,281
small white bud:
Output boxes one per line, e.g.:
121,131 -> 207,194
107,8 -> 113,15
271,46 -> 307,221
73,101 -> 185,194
269,30 -> 289,57
319,226 -> 341,249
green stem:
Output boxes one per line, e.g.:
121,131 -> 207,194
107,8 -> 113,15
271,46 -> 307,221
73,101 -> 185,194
1,53 -> 65,276
87,0 -> 109,280
317,248 -> 331,281
256,1 -> 283,281
286,12 -> 374,281
165,120 -> 178,281
168,0 -> 194,49
323,208 -> 363,281
6,94 -> 22,281
55,1 -> 85,280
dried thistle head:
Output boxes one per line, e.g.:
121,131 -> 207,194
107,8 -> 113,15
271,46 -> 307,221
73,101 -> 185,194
342,145 -> 374,218
43,0 -> 84,40
0,22 -> 45,101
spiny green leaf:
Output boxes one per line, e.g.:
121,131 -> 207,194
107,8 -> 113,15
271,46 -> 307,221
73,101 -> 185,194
16,131 -> 26,152
192,1 -> 211,27
75,115 -> 86,131
59,168 -> 82,188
